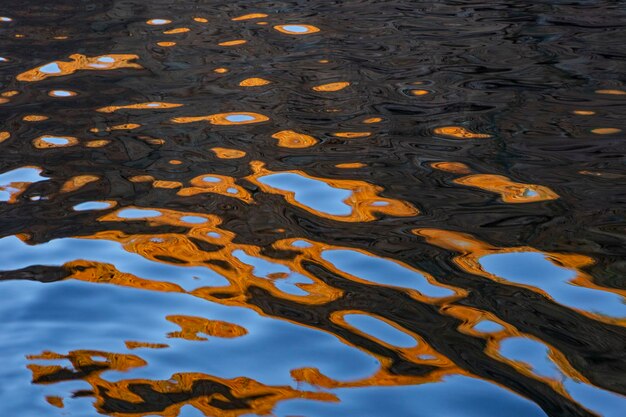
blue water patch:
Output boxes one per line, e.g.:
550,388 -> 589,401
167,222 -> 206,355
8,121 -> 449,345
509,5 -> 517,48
480,252 -> 626,318
499,337 -> 560,379
225,114 -> 255,122
275,375 -> 548,417
259,172 -> 352,216
39,62 -> 61,74
180,216 -> 207,224
233,249 -> 290,277
282,25 -> 309,33
291,239 -> 313,248
117,208 -> 161,219
50,90 -> 73,97
0,167 -> 46,184
41,136 -> 69,145
344,314 -> 415,347
472,320 -> 504,333
322,249 -> 454,297
202,176 -> 221,183
72,201 -> 113,211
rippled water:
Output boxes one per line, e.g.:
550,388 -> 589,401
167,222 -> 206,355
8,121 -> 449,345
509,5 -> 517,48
1,1 -> 625,416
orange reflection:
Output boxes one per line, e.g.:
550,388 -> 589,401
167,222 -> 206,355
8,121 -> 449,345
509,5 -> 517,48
125,341 -> 169,349
272,130 -> 318,148
172,112 -> 269,125
454,174 -> 559,203
28,348 -> 337,417
163,27 -> 190,34
313,82 -> 350,92
60,175 -> 99,193
0,131 -> 10,143
332,132 -> 371,138
16,54 -> 142,82
219,39 -> 247,46
32,135 -> 79,149
22,115 -> 48,122
591,128 -> 621,134
245,161 -> 418,222
85,140 -> 110,148
211,147 -> 246,159
166,315 -> 247,341
177,173 -> 253,202
89,123 -> 141,133
433,126 -> 492,139
336,162 -> 366,169
595,89 -> 626,95
97,102 -> 183,113
431,161 -> 471,174
413,228 -> 623,325
239,77 -> 270,87
274,24 -> 320,35
232,13 -> 268,21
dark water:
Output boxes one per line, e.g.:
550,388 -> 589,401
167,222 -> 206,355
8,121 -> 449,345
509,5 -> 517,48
1,1 -> 625,416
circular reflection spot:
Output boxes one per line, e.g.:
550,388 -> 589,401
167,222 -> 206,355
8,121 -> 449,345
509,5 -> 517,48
49,90 -> 76,97
147,19 -> 171,25
274,24 -> 320,35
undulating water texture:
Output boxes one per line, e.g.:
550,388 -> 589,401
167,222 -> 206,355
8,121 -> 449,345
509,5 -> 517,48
1,1 -> 625,416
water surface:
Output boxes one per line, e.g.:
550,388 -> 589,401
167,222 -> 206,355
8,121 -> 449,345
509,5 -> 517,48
0,1 -> 625,416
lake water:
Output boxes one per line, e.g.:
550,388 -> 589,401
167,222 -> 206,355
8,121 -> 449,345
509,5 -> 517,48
0,1 -> 625,416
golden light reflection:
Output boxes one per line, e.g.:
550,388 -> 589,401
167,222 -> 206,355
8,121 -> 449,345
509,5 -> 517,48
23,115 -> 49,122
163,28 -> 190,34
239,77 -> 271,87
28,349 -> 337,417
271,130 -> 318,148
595,89 -> 626,95
219,39 -> 247,46
211,147 -> 246,159
166,315 -> 247,341
336,162 -> 366,169
273,24 -> 320,35
32,135 -> 79,149
232,13 -> 268,21
430,161 -> 471,174
85,140 -> 110,148
332,132 -> 371,138
89,123 -> 141,133
97,102 -> 183,113
453,174 -> 559,203
125,341 -> 169,350
245,161 -> 418,222
591,128 -> 621,134
313,82 -> 350,92
177,174 -> 253,202
60,175 -> 99,193
433,126 -> 492,139
413,228 -> 624,325
172,112 -> 269,125
16,54 -> 142,82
